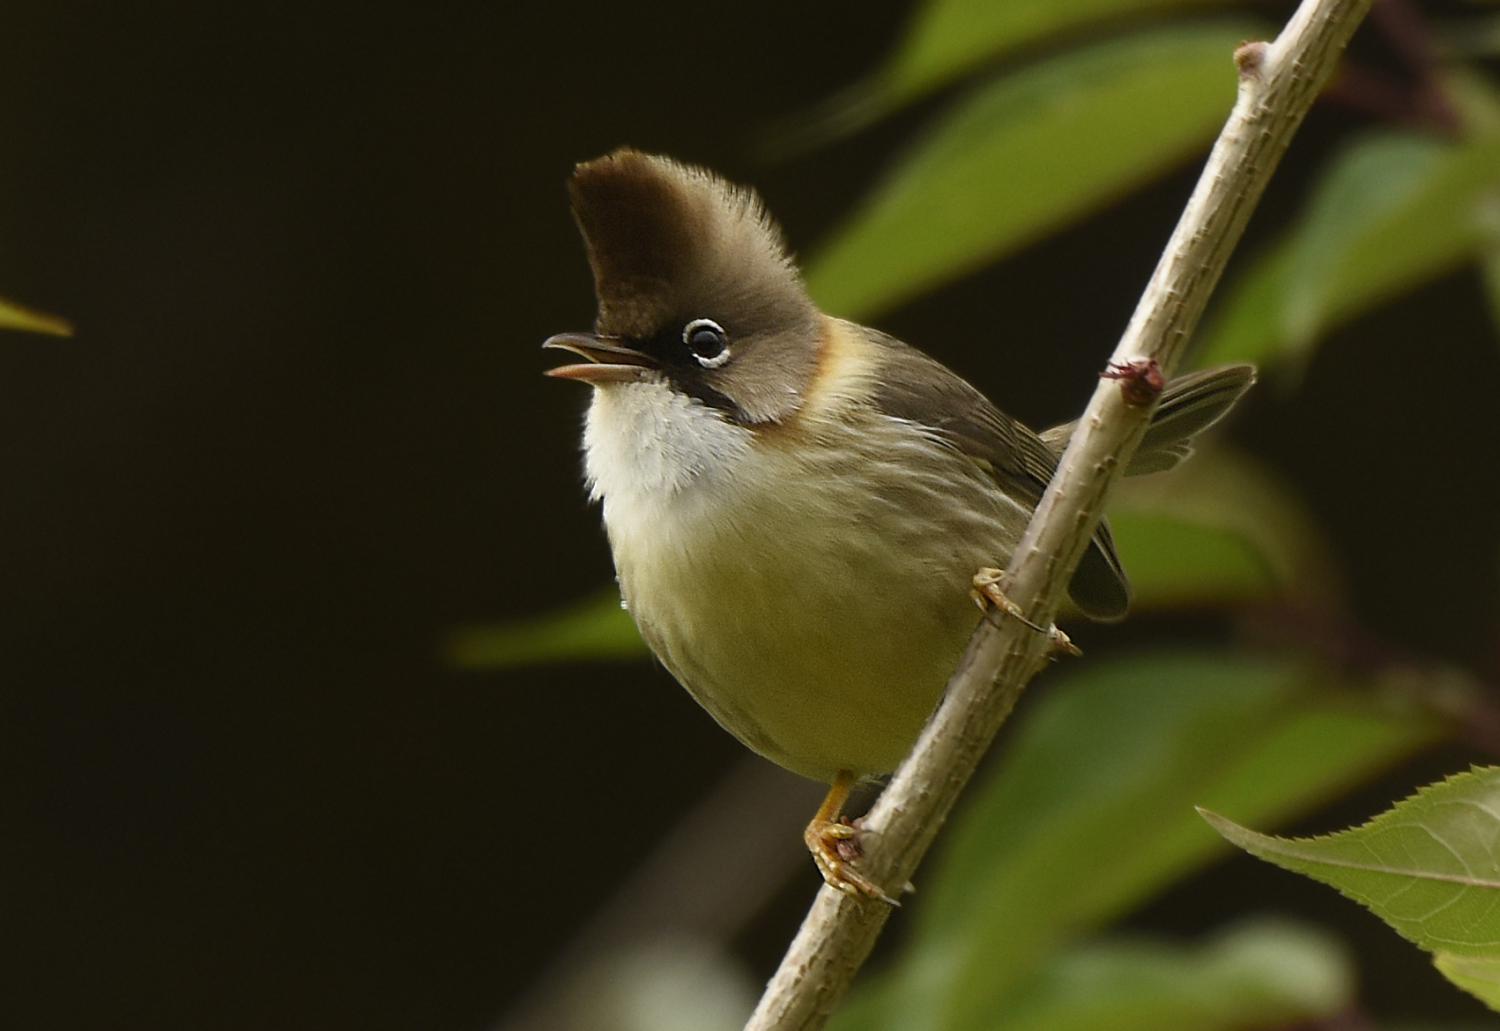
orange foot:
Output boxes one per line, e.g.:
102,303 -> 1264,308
805,771 -> 899,905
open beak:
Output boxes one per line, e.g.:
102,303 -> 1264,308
542,333 -> 658,384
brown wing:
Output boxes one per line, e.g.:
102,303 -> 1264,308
864,329 -> 1129,620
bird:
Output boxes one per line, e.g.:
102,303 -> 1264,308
544,148 -> 1254,900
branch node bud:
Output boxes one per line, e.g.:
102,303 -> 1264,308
1235,41 -> 1268,79
1101,358 -> 1165,406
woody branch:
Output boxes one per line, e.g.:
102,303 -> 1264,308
744,1 -> 1373,1028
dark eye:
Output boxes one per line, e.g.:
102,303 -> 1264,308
682,318 -> 730,368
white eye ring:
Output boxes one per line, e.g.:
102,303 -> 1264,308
683,318 -> 731,369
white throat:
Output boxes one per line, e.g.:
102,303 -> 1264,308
582,378 -> 754,510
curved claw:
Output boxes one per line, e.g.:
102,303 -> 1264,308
972,568 -> 1082,658
804,771 -> 900,906
804,816 -> 900,906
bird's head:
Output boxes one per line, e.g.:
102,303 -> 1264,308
544,149 -> 822,426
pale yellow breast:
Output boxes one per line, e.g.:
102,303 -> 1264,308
585,370 -> 1029,780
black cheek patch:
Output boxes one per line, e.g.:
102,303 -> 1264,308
670,372 -> 743,421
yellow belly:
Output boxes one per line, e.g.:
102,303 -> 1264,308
594,386 -> 1028,781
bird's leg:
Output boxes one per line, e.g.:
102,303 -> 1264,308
971,568 -> 1082,658
804,770 -> 898,905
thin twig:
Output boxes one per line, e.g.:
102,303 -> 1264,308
744,2 -> 1373,1028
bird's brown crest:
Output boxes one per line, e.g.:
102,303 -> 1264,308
568,149 -> 812,340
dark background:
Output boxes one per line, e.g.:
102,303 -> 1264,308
3,2 -> 1498,1028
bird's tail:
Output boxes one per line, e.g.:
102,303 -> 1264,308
1041,363 -> 1257,475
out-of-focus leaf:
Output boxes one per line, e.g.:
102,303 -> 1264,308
564,938 -> 755,1031
864,651 -> 1436,1031
1446,65 -> 1500,138
787,0 -> 1237,143
805,23 -> 1260,320
821,974 -> 903,1031
841,922 -> 1350,1031
0,295 -> 72,336
1203,766 -> 1500,1013
1198,131 -> 1500,369
982,920 -> 1350,1031
446,589 -> 644,669
1107,513 -> 1272,608
1280,136 -> 1500,352
1113,445 -> 1342,610
884,0 -> 1236,109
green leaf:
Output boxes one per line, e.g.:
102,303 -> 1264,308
1198,131 -> 1500,369
805,22 -> 1261,320
445,589 -> 645,669
781,1 -> 1238,145
980,921 -> 1351,1031
870,651 -> 1436,1031
842,922 -> 1352,1031
1434,952 -> 1500,1011
1444,65 -> 1500,139
883,0 -> 1236,110
1202,766 -> 1500,1012
1106,512 -> 1273,608
820,973 -> 904,1031
0,294 -> 71,337
1112,445 -> 1342,610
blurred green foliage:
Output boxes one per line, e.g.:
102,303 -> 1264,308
833,651 -> 1437,1030
489,0 -> 1500,1025
448,590 -> 643,666
865,0 -> 1236,114
777,0 -> 1239,144
895,920 -> 1352,1031
0,294 -> 70,337
1200,126 -> 1500,370
803,22 -> 1262,318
